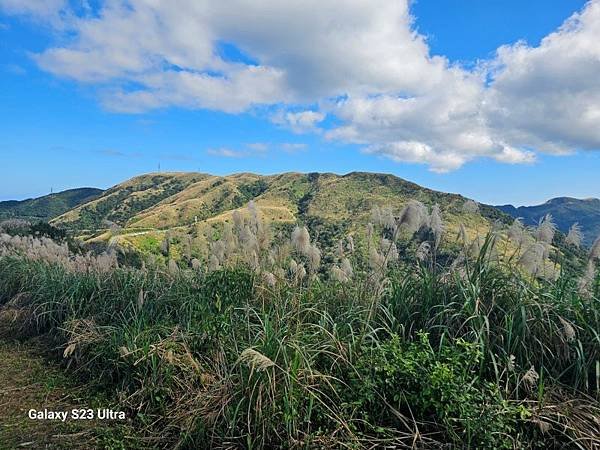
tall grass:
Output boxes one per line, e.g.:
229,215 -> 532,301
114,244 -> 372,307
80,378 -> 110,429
1,208 -> 599,449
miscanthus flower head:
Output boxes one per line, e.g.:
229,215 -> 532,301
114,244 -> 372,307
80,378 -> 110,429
565,223 -> 583,248
519,242 -> 546,275
508,218 -> 527,246
291,226 -> 311,254
535,214 -> 556,244
578,260 -> 596,295
398,200 -> 428,234
428,204 -> 444,247
590,235 -> 600,260
462,199 -> 479,214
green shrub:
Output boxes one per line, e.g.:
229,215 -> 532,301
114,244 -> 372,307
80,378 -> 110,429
342,333 -> 527,449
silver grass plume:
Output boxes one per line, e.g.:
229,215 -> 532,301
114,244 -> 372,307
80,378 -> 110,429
335,240 -> 345,258
578,260 -> 596,295
462,199 -> 479,214
208,254 -> 220,272
508,218 -> 527,246
272,243 -> 291,266
380,207 -> 396,231
371,206 -> 382,226
458,223 -> 468,246
232,210 -> 243,231
347,235 -> 355,253
291,226 -> 311,254
247,200 -> 258,223
296,263 -> 307,281
522,365 -> 539,388
137,288 -> 145,312
210,240 -> 226,263
590,236 -> 600,260
398,200 -> 428,235
289,258 -> 298,275
160,235 -> 170,256
428,204 -> 444,248
558,317 -> 576,342
565,223 -> 583,248
239,348 -> 274,371
467,236 -> 484,259
331,266 -> 349,283
0,233 -> 118,273
519,243 -> 546,276
191,258 -> 202,271
535,214 -> 556,244
262,271 -> 276,287
222,223 -> 238,255
182,234 -> 192,259
306,244 -> 321,272
340,257 -> 353,279
542,264 -> 560,282
240,225 -> 258,256
380,238 -> 398,261
168,259 -> 179,276
369,247 -> 385,270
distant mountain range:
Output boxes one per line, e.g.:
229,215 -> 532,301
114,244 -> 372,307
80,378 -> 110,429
496,197 -> 600,247
2,173 -> 597,252
0,188 -> 104,222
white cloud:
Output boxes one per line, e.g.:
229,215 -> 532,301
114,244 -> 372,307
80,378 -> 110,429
247,142 -> 269,152
484,0 -> 600,154
4,0 -> 600,171
280,143 -> 307,153
0,0 -> 66,17
206,147 -> 247,158
273,110 -> 325,133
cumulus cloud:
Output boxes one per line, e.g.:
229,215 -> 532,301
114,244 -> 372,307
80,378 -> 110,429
273,110 -> 325,133
4,0 -> 600,171
484,1 -> 600,154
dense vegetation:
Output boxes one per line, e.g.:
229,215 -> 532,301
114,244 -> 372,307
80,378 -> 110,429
1,200 -> 599,449
498,197 -> 600,247
0,187 -> 103,221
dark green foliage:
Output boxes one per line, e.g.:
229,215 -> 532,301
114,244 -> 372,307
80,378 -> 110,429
70,178 -> 190,229
1,220 -> 67,241
0,188 -> 103,221
344,334 -> 524,448
498,197 -> 600,247
237,180 -> 269,201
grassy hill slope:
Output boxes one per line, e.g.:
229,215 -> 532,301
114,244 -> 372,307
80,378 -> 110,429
52,173 -> 209,230
50,171 -> 518,259
55,172 -> 507,229
0,188 -> 103,222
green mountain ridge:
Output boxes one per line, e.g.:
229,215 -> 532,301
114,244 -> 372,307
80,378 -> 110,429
0,187 -> 104,222
51,171 -> 510,232
44,171 -> 522,261
4,172 -> 587,271
497,197 -> 600,247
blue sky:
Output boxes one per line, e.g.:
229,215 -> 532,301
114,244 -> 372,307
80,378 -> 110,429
1,0 -> 598,205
